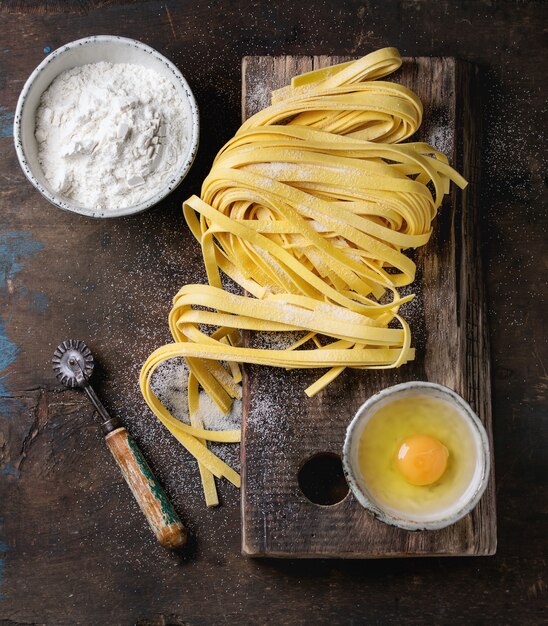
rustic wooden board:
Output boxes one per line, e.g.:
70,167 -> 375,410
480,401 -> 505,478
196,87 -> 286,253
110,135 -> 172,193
241,55 -> 495,558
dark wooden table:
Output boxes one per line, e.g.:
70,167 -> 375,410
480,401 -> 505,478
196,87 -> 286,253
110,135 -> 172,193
0,1 -> 546,624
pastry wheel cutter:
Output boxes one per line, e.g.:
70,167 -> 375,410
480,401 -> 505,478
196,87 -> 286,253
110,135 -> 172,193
52,339 -> 186,550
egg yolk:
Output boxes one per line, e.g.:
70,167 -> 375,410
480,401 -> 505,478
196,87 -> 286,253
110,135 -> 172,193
396,434 -> 449,486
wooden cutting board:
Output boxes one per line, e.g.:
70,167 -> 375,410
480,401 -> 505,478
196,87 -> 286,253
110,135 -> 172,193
240,56 -> 496,558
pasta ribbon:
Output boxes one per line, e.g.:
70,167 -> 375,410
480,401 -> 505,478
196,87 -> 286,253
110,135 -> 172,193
140,48 -> 467,504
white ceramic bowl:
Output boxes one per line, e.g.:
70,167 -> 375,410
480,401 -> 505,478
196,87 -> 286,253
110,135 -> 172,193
13,36 -> 199,218
342,382 -> 490,531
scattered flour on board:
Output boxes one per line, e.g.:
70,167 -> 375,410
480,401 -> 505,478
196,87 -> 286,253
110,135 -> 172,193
427,122 -> 454,156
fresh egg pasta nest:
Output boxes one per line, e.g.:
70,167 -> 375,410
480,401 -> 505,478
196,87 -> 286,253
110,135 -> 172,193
140,48 -> 467,505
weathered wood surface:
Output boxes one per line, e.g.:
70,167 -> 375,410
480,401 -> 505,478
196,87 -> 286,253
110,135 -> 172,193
0,1 -> 546,624
241,55 -> 495,558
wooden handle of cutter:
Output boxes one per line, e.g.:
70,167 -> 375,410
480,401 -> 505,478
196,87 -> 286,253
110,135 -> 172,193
104,427 -> 187,549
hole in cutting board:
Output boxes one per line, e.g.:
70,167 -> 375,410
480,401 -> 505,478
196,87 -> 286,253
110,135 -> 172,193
298,452 -> 349,506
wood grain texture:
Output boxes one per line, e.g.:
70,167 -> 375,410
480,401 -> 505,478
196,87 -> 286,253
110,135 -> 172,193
105,427 -> 187,549
241,55 -> 496,558
0,0 -> 139,13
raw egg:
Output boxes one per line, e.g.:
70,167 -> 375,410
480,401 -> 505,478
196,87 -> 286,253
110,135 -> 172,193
396,434 -> 449,486
355,394 -> 479,522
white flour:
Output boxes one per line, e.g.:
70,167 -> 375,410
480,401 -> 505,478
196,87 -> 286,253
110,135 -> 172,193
35,62 -> 189,210
151,357 -> 242,432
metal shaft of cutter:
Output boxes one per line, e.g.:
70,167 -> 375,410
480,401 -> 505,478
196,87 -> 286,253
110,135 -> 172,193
83,383 -> 110,422
70,358 -> 120,434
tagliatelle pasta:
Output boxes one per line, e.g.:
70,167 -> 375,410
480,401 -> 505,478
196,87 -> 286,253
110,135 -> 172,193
140,48 -> 467,505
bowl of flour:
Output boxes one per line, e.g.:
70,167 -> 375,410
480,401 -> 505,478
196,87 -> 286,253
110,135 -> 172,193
14,36 -> 199,218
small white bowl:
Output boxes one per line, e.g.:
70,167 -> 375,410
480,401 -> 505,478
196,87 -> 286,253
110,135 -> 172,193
13,36 -> 199,218
342,382 -> 490,531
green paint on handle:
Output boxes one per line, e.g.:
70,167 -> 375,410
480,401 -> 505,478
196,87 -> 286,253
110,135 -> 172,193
126,434 -> 181,526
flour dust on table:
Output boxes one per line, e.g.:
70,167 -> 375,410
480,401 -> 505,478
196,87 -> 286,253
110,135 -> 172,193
35,62 -> 189,210
151,358 -> 242,433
